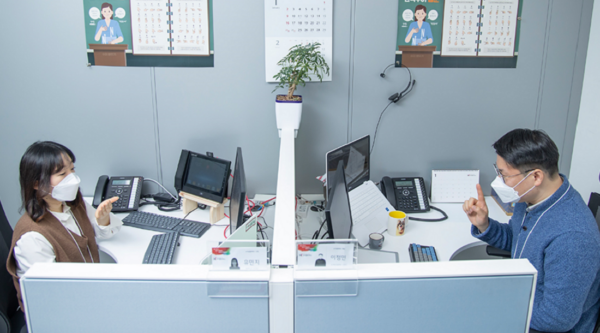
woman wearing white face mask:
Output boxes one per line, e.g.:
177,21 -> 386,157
6,141 -> 122,311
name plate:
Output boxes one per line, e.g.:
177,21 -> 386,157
212,247 -> 268,271
296,241 -> 356,269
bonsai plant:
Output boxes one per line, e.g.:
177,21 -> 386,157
272,42 -> 330,137
272,42 -> 330,101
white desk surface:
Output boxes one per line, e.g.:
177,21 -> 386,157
296,196 -> 511,263
88,195 -> 509,266
86,195 -> 276,265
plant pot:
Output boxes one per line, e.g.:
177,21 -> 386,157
275,95 -> 302,138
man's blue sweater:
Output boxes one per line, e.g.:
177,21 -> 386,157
472,175 -> 600,333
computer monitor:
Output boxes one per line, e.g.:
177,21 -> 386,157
325,135 -> 370,198
174,150 -> 231,203
324,160 -> 353,239
229,147 -> 246,235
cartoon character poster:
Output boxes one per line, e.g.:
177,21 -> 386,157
84,0 -> 132,50
397,1 -> 444,52
82,0 -> 215,67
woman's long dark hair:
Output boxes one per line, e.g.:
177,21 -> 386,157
19,141 -> 83,222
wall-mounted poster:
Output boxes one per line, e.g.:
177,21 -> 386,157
397,1 -> 444,52
478,0 -> 520,56
83,0 -> 214,67
130,0 -> 210,56
440,0 -> 519,57
396,0 -> 522,68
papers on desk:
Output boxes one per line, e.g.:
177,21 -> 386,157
349,181 -> 395,247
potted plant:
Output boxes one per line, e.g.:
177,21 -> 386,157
272,42 -> 330,137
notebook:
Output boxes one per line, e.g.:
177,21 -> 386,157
348,181 -> 395,247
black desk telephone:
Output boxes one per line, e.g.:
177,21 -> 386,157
380,176 -> 430,213
93,175 -> 143,212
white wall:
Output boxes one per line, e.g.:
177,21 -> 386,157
570,0 -> 600,202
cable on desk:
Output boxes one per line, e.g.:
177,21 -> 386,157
142,178 -> 180,212
143,178 -> 178,200
408,206 -> 448,222
262,196 -> 276,205
259,217 -> 271,230
312,219 -> 328,240
257,221 -> 268,240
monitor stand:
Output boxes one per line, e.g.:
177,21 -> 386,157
180,191 -> 228,224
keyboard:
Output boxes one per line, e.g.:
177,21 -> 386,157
122,211 -> 211,238
409,243 -> 439,262
143,232 -> 179,264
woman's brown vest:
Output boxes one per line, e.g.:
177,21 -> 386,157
6,201 -> 100,309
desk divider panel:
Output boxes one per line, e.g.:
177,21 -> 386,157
295,274 -> 534,333
21,264 -> 269,333
294,260 -> 536,333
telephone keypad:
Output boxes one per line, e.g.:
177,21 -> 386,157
106,177 -> 143,212
393,177 -> 429,213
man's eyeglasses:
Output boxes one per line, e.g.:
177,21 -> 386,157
493,163 -> 534,183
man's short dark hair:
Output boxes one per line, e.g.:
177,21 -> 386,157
493,129 -> 559,177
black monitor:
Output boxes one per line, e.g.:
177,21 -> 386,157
324,160 -> 353,239
229,147 -> 247,235
325,135 -> 370,198
174,150 -> 231,203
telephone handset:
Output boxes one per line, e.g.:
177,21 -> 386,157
380,176 -> 430,213
93,175 -> 143,212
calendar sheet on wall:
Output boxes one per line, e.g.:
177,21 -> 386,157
264,0 -> 333,82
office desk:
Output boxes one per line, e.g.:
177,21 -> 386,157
21,197 -> 277,333
292,197 -> 534,333
297,196 -> 510,262
21,196 -> 530,333
87,196 -> 276,265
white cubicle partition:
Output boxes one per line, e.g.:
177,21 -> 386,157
272,127 -> 297,267
270,127 -> 297,333
21,263 -> 270,333
294,260 -> 537,333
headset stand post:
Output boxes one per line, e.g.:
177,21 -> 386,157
179,191 -> 228,224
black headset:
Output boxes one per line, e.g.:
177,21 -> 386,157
380,63 -> 416,103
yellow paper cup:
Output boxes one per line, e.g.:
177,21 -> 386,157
388,211 -> 407,236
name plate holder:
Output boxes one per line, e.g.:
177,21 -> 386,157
208,240 -> 271,271
180,191 -> 228,224
294,239 -> 359,297
205,240 -> 271,298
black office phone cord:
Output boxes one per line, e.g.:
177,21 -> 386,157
409,206 -> 448,222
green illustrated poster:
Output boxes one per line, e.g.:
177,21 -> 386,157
84,0 -> 132,49
82,0 -> 215,67
397,1 -> 444,52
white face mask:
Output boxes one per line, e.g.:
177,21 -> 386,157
490,171 -> 535,204
51,173 -> 81,202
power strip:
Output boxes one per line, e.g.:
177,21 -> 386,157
296,205 -> 309,218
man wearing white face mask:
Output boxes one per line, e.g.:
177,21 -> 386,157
463,129 -> 600,333
6,141 -> 122,311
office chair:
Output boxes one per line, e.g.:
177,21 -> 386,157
0,201 -> 27,333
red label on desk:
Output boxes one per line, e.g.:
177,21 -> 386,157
212,247 -> 230,255
298,244 -> 317,252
